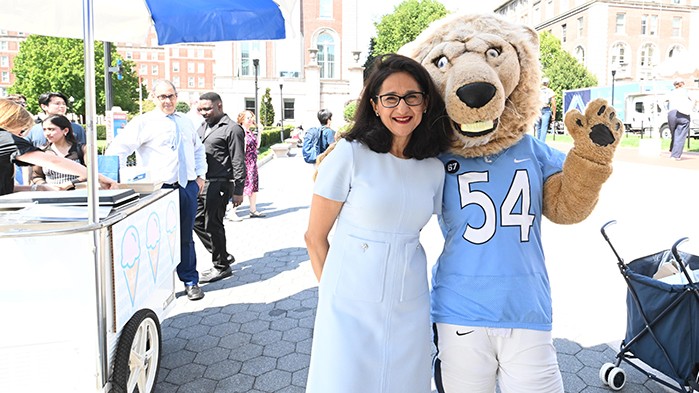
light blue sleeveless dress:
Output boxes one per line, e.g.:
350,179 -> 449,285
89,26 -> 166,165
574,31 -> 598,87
306,139 -> 444,393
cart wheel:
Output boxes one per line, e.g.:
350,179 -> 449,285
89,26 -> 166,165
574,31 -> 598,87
111,309 -> 162,393
607,367 -> 626,391
599,362 -> 615,386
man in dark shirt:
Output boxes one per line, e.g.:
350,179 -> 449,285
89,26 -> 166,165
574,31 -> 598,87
193,92 -> 246,283
25,92 -> 87,147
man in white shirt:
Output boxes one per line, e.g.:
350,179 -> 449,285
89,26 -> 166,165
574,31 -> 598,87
534,78 -> 556,143
106,79 -> 208,301
667,78 -> 697,160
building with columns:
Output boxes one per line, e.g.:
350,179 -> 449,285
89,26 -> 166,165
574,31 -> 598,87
213,0 -> 369,129
493,0 -> 699,87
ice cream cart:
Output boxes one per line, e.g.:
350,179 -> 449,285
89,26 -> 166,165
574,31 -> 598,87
0,189 -> 180,392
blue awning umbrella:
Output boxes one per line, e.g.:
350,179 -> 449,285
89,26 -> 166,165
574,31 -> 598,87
0,0 -> 289,45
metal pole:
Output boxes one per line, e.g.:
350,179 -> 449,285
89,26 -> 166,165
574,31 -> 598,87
279,82 -> 284,142
611,69 -> 616,107
104,42 -> 113,112
253,58 -> 259,128
138,74 -> 143,114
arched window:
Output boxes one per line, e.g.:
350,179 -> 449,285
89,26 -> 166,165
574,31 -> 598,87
574,46 -> 585,65
668,44 -> 684,58
610,42 -> 628,66
317,33 -> 336,79
239,42 -> 262,77
639,43 -> 659,80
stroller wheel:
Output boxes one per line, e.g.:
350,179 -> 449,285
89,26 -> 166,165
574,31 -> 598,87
607,367 -> 626,391
599,363 -> 615,386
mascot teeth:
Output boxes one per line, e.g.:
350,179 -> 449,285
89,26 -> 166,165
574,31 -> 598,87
460,120 -> 494,133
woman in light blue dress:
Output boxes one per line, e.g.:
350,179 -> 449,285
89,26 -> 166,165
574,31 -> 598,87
304,54 -> 452,393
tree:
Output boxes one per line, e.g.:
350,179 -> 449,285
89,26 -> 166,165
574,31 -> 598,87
538,31 -> 598,121
372,0 -> 448,56
176,102 -> 190,113
9,35 -> 143,117
259,88 -> 275,127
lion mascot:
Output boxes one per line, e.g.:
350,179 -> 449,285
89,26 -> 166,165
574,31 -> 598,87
399,14 -> 623,392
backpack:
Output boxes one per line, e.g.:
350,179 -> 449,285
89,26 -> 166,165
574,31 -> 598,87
302,126 -> 328,163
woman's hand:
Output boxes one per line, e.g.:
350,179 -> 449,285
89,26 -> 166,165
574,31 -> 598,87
98,175 -> 119,190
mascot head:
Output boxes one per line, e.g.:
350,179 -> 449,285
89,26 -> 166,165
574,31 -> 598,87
400,13 -> 541,157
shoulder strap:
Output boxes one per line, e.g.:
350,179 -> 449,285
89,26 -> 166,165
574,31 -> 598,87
76,143 -> 86,166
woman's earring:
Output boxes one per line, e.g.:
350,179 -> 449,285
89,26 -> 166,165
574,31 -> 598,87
423,109 -> 427,113
375,112 -> 379,116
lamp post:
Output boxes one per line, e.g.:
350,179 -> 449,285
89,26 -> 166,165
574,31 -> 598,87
138,74 -> 143,114
253,58 -> 259,127
279,78 -> 284,142
611,68 -> 617,107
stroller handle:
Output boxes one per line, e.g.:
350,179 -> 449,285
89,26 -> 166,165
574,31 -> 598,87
671,237 -> 696,285
600,220 -> 626,271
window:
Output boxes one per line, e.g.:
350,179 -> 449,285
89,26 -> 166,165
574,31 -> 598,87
197,63 -> 204,73
574,46 -> 585,65
188,77 -> 195,87
317,33 -> 335,79
172,76 -> 180,88
283,99 -> 295,120
198,77 -> 205,88
187,62 -> 194,73
0,41 -> 7,50
173,61 -> 180,72
151,65 -> 158,75
245,98 -> 256,114
125,51 -> 133,59
150,52 -> 158,61
672,17 -> 682,37
610,43 -> 628,73
319,0 -> 333,18
0,56 -> 8,67
188,49 -> 195,58
1,72 -> 9,83
640,44 -> 658,68
615,13 -> 625,34
668,45 -> 683,58
139,64 -> 147,75
577,17 -> 583,37
239,42 -> 262,77
641,15 -> 657,35
561,24 -> 567,43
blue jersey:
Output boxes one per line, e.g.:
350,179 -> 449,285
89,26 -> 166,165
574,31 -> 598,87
432,135 -> 565,331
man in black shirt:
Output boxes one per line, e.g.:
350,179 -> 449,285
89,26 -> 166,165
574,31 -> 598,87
193,92 -> 246,283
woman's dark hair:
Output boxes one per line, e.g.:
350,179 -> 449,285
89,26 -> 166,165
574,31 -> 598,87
43,114 -> 77,146
343,53 -> 452,159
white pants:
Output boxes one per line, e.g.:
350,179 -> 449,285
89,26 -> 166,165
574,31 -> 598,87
433,323 -> 564,393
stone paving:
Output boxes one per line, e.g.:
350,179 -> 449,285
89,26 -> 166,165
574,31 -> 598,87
153,145 -> 692,393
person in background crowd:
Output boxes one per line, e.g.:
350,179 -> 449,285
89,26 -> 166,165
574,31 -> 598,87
193,92 -> 245,284
304,53 -> 452,393
0,99 -> 115,195
667,78 -> 698,161
31,115 -> 87,190
25,92 -> 86,147
534,77 -> 556,142
238,110 -> 265,218
186,95 -> 204,128
7,94 -> 27,109
106,80 -> 208,301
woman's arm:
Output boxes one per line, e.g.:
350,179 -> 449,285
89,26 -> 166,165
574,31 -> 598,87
304,194 -> 343,281
17,150 -> 117,189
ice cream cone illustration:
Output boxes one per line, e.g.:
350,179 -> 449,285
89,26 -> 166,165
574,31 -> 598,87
166,201 -> 178,265
146,212 -> 161,283
120,226 -> 141,306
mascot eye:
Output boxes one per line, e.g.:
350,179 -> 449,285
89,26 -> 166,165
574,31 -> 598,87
486,48 -> 501,58
435,56 -> 449,69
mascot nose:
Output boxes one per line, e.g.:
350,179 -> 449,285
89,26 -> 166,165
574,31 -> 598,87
456,82 -> 496,109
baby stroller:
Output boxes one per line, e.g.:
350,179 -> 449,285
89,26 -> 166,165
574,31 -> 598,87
599,220 -> 699,392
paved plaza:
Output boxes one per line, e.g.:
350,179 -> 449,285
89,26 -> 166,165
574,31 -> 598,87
154,144 -> 699,393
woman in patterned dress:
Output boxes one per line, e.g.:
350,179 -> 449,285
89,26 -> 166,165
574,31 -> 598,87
31,114 -> 87,190
237,110 -> 265,218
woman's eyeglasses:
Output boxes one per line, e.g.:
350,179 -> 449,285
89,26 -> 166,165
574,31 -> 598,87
375,92 -> 425,108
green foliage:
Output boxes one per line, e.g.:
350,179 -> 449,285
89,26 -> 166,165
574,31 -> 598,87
373,0 -> 448,55
141,100 -> 155,113
343,100 -> 357,122
539,31 -> 598,120
9,36 -> 143,116
96,124 -> 106,140
259,126 -> 292,147
176,101 -> 190,113
259,88 -> 275,127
